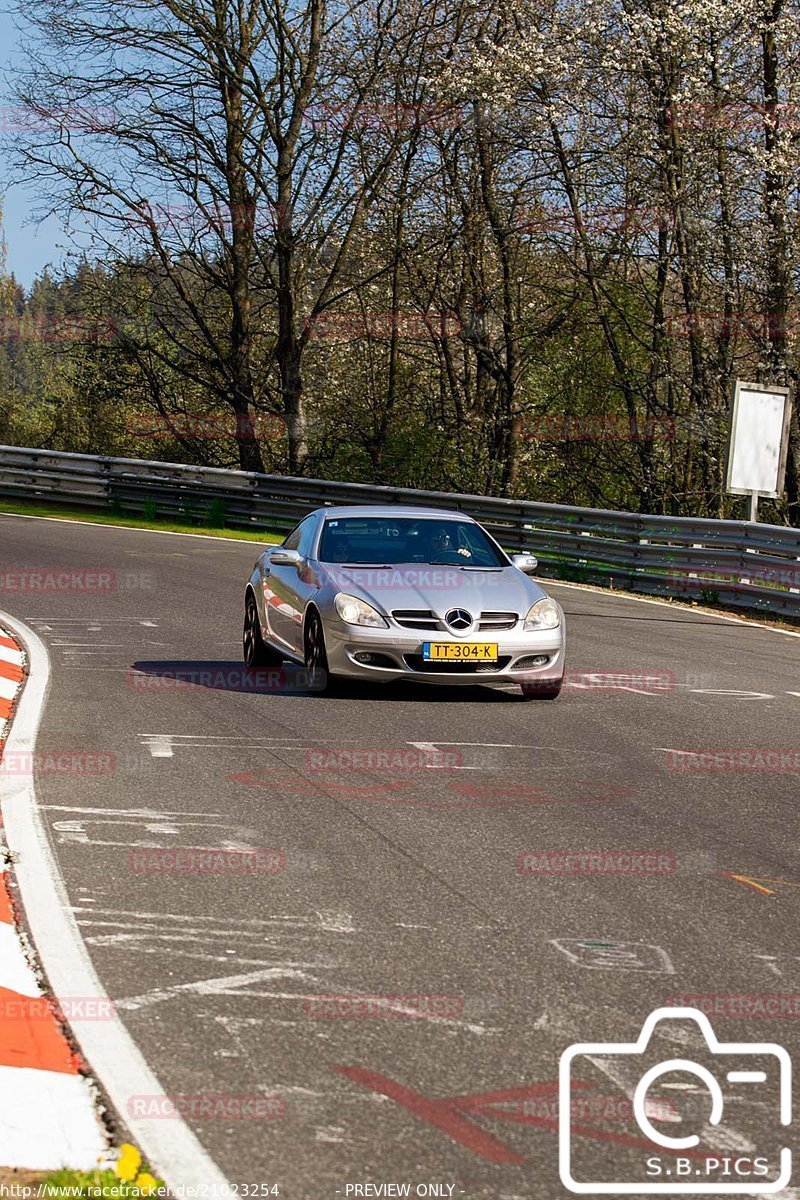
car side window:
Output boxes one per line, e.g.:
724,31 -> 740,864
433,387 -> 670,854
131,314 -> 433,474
283,515 -> 316,556
282,522 -> 304,551
296,517 -> 318,558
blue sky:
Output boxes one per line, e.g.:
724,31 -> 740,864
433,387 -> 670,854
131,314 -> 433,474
0,2 -> 68,288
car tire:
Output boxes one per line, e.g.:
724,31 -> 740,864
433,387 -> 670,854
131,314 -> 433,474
243,592 -> 281,668
304,610 -> 331,694
519,680 -> 562,700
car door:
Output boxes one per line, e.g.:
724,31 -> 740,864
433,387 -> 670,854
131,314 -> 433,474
284,515 -> 323,653
263,517 -> 312,649
264,515 -> 319,652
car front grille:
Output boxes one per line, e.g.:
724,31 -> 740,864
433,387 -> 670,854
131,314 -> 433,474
393,609 -> 518,632
477,611 -> 518,631
392,609 -> 440,630
403,654 -> 512,674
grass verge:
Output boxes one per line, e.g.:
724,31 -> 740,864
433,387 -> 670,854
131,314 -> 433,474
0,498 -> 282,543
0,1170 -> 163,1198
0,1147 -> 164,1197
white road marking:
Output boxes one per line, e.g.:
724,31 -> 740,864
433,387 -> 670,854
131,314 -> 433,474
146,735 -> 173,758
51,643 -> 125,648
54,834 -> 259,851
116,966 -> 321,1011
551,939 -> 676,974
0,924 -> 42,997
408,740 -> 549,748
76,919 -> 330,942
72,907 -> 327,926
408,741 -> 480,769
0,1067 -> 108,1171
0,608 -> 230,1194
0,510 -> 279,544
43,806 -> 226,817
315,911 -> 356,933
316,1127 -> 345,1143
27,618 -> 161,624
139,733 -> 305,758
690,688 -> 774,699
568,673 -> 671,696
51,816 -> 246,829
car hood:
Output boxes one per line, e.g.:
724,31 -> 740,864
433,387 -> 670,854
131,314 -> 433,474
318,562 -> 547,618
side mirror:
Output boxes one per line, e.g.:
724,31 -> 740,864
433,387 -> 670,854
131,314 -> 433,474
268,547 -> 302,568
511,553 -> 538,574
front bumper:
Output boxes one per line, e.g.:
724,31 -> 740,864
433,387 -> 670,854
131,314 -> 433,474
323,615 -> 565,686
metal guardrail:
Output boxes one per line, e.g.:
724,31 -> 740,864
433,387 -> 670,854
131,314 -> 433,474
1,443 -> 799,618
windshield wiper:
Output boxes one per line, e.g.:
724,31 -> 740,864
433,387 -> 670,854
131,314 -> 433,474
425,560 -> 503,569
334,562 -> 396,569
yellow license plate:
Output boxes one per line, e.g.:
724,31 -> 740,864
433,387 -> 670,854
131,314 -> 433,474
422,642 -> 498,661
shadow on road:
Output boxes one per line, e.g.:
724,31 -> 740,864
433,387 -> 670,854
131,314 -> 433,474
128,659 -> 539,702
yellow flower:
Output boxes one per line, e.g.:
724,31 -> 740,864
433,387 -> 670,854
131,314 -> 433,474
135,1173 -> 161,1195
116,1144 -> 142,1181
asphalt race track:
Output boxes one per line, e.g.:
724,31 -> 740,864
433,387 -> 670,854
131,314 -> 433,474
1,511 -> 799,1200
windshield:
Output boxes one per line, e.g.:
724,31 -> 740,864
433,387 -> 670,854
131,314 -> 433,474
318,515 -> 507,567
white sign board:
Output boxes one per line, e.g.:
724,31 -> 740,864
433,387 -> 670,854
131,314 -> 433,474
725,381 -> 792,499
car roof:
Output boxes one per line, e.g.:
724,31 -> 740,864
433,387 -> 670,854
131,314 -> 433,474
318,505 -> 474,521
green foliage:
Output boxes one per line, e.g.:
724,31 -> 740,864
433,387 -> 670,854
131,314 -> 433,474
37,1169 -> 163,1199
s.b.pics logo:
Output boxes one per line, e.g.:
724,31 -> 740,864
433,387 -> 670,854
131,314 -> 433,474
559,1007 -> 791,1193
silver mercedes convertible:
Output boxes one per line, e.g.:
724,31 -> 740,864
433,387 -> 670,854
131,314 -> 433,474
243,505 -> 565,697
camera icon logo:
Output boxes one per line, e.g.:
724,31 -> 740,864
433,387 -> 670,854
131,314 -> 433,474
559,1006 -> 791,1194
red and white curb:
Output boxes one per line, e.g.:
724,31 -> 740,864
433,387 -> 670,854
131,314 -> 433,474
0,612 -> 229,1191
0,632 -> 109,1170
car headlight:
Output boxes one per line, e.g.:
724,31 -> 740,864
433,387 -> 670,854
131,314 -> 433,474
523,597 -> 561,631
334,593 -> 388,628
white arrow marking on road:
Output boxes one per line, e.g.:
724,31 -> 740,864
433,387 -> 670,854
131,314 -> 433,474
42,805 -> 226,817
146,735 -> 173,757
690,688 -> 774,698
408,741 -> 479,769
116,966 -> 320,1010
